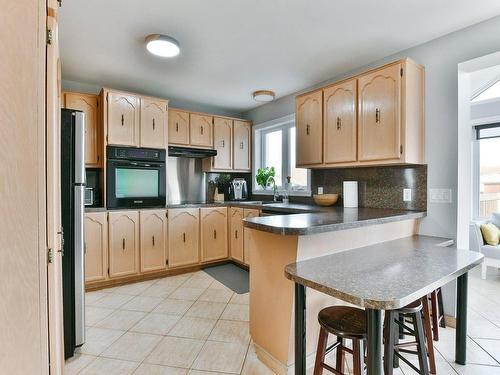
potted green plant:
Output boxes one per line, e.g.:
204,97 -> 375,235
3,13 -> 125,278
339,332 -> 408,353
214,174 -> 232,199
256,167 -> 276,190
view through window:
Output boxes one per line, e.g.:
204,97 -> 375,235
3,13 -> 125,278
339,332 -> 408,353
477,125 -> 500,217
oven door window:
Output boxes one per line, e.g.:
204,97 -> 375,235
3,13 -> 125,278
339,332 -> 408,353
115,168 -> 159,198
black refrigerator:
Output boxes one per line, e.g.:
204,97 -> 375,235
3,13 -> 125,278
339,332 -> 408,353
61,108 -> 86,358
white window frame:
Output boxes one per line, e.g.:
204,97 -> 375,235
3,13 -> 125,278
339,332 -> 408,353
252,114 -> 311,197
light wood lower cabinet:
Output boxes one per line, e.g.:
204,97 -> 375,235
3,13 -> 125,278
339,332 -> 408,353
243,209 -> 260,265
84,212 -> 108,282
168,208 -> 200,268
140,210 -> 167,272
230,207 -> 244,263
201,207 -> 228,262
108,211 -> 140,278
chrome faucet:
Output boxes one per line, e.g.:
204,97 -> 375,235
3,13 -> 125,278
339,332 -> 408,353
266,176 -> 279,202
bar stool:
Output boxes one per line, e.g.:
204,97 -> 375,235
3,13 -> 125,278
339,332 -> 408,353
313,306 -> 367,375
429,288 -> 446,341
384,300 -> 432,375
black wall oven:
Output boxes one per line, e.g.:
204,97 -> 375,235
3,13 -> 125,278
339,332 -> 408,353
107,146 -> 166,209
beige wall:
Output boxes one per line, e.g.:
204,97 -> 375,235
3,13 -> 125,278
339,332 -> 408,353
0,0 -> 49,373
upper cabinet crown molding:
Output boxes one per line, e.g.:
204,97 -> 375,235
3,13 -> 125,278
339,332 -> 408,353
295,58 -> 424,168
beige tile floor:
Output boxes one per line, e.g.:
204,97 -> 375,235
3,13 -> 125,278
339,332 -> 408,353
65,267 -> 500,374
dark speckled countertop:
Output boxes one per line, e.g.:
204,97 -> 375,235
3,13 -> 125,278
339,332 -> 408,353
243,207 -> 426,235
284,235 -> 483,309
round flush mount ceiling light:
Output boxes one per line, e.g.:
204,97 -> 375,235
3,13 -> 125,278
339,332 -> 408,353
253,90 -> 275,102
145,34 -> 180,58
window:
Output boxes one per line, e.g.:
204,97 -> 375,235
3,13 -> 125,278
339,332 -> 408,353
474,124 -> 500,218
253,114 -> 311,195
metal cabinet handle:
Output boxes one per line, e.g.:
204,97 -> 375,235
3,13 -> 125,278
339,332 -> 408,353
152,118 -> 155,130
152,235 -> 155,246
121,114 -> 124,126
84,242 -> 87,254
214,229 -> 217,239
336,117 -> 341,130
375,108 -> 381,123
122,238 -> 125,250
183,232 -> 186,243
235,230 -> 238,239
306,124 -> 310,135
176,122 -> 179,132
222,140 -> 225,147
200,126 -> 204,135
240,142 -> 244,149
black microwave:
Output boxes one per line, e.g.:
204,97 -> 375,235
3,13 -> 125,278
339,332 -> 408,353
106,146 -> 166,209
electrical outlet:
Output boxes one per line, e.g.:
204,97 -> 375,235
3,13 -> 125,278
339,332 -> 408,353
429,189 -> 452,203
403,189 -> 412,202
318,187 -> 324,195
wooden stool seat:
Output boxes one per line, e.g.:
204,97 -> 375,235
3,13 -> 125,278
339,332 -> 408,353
314,306 -> 367,375
397,300 -> 423,314
318,306 -> 367,340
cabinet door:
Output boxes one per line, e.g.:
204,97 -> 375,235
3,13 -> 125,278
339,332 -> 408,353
64,92 -> 101,167
140,210 -> 167,273
296,90 -> 323,166
168,109 -> 190,145
243,209 -> 260,265
230,207 -> 244,263
140,98 -> 168,149
168,208 -> 200,268
358,64 -> 401,161
190,113 -> 213,147
213,117 -> 232,170
107,91 -> 140,146
200,207 -> 228,262
84,212 -> 108,282
323,80 -> 357,164
108,211 -> 139,278
233,120 -> 251,171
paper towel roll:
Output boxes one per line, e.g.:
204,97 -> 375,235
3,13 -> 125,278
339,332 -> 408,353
343,181 -> 358,208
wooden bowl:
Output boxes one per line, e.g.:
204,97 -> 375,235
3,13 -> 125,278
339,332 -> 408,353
313,193 -> 339,207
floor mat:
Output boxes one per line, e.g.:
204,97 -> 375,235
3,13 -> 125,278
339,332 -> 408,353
203,263 -> 249,294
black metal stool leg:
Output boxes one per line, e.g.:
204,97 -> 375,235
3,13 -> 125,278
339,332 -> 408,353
384,311 -> 395,375
413,313 -> 430,375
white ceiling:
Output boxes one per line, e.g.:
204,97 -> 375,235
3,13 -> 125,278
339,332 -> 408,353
60,0 -> 500,113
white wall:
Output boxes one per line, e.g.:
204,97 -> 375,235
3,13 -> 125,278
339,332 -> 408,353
243,15 -> 500,315
62,79 -> 243,118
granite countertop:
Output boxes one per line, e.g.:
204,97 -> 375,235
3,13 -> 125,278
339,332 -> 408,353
243,207 -> 426,235
284,235 -> 483,309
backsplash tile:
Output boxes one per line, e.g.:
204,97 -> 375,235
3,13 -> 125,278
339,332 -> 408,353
308,165 -> 427,211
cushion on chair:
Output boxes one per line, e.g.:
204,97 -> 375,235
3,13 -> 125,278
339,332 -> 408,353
492,213 -> 500,228
481,245 -> 500,260
480,223 -> 500,245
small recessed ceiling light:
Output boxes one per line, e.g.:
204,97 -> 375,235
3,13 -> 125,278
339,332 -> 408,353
145,34 -> 180,58
253,90 -> 275,102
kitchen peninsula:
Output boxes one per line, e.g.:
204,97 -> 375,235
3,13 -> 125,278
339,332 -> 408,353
243,207 -> 427,374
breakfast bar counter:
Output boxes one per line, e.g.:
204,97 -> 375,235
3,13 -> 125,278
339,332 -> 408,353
285,235 -> 483,375
243,207 -> 428,374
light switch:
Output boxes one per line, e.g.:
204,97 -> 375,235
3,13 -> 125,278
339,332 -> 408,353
318,187 -> 323,195
429,189 -> 452,203
403,189 -> 412,202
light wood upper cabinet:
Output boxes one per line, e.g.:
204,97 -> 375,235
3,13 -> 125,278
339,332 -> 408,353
243,208 -> 260,265
230,207 -> 244,263
212,117 -> 233,170
200,207 -> 228,262
233,120 -> 251,171
190,113 -> 213,148
108,210 -> 140,278
296,90 -> 323,166
140,98 -> 168,149
323,79 -> 357,164
358,63 -> 401,161
168,208 -> 199,268
140,210 -> 167,273
84,212 -> 108,282
107,91 -> 140,147
63,92 -> 102,167
168,109 -> 190,145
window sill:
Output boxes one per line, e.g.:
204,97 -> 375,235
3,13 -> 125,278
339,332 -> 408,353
252,189 -> 312,197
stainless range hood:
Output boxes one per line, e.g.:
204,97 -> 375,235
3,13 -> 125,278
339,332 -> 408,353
168,146 -> 217,158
